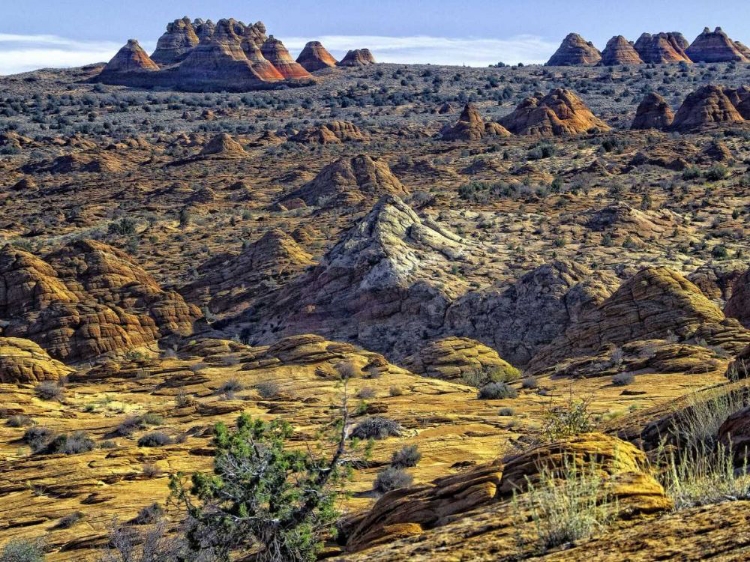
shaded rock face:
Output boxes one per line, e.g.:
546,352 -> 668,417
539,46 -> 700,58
296,41 -> 338,72
631,92 -> 674,130
101,40 -> 159,74
199,133 -> 247,158
245,195 -> 468,358
527,267 -> 747,373
634,32 -> 691,63
0,337 -> 73,383
441,103 -> 510,141
281,155 -> 408,207
686,27 -> 749,63
499,88 -> 610,136
447,260 -> 618,366
193,18 -> 216,42
718,405 -> 750,465
736,41 -> 750,59
261,36 -> 312,79
725,85 -> 750,119
670,85 -> 745,132
338,49 -> 376,67
180,229 -> 314,314
289,121 -> 368,144
402,337 -> 516,381
724,269 -> 750,328
0,241 -> 200,362
601,36 -> 644,66
151,17 -> 200,65
546,33 -> 601,66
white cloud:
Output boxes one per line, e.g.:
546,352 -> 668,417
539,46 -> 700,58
0,34 -> 155,76
284,35 -> 558,66
0,32 -> 557,76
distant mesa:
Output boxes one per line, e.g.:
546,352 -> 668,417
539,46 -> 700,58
546,33 -> 601,66
261,36 -> 312,79
634,32 -> 691,64
338,48 -> 377,67
441,103 -> 510,141
686,27 -> 749,63
296,41 -> 338,72
151,17 -> 200,65
631,92 -> 674,130
600,35 -> 643,66
670,84 -> 744,132
499,88 -> 610,136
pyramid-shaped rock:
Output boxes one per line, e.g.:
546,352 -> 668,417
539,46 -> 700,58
199,133 -> 248,158
151,17 -> 200,65
634,32 -> 691,64
499,89 -> 609,136
601,36 -> 644,65
281,155 -> 408,207
261,36 -> 312,79
442,104 -> 510,141
546,33 -> 601,66
670,85 -> 744,132
631,92 -> 674,130
338,49 -> 376,67
241,39 -> 285,81
296,41 -> 338,72
100,40 -> 159,75
686,27 -> 749,63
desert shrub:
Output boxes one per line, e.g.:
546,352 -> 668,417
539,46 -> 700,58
357,387 -> 376,399
142,463 -> 162,478
374,467 -> 413,494
682,166 -> 701,180
350,417 -> 402,440
477,382 -> 518,400
389,386 -> 403,397
22,426 -> 55,453
115,413 -> 163,437
391,445 -> 421,468
513,456 -> 616,550
612,372 -> 635,386
674,387 -> 748,451
218,379 -> 243,395
101,518 -> 186,562
522,377 -> 539,390
498,407 -> 515,417
541,398 -> 594,441
54,511 -> 84,529
0,539 -> 45,562
5,415 -> 33,427
462,364 -> 521,387
138,432 -> 173,448
45,431 -> 95,455
132,503 -> 165,525
254,381 -> 280,399
35,381 -> 64,402
705,164 -> 729,182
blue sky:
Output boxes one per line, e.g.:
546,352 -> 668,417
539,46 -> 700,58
1,0 -> 748,74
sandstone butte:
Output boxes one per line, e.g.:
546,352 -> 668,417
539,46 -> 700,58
546,33 -> 602,66
150,17 -> 200,66
261,36 -> 313,80
685,27 -> 750,63
634,32 -> 692,63
441,103 -> 511,141
669,84 -> 745,132
600,35 -> 644,66
98,39 -> 159,76
296,41 -> 338,72
631,92 -> 675,130
338,48 -> 377,66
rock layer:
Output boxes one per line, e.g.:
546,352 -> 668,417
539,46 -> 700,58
0,337 -> 73,383
634,32 -> 691,64
686,27 -> 749,63
296,41 -> 338,72
631,92 -> 674,130
261,36 -> 312,79
601,36 -> 644,66
151,17 -> 200,65
499,89 -> 609,136
546,33 -> 601,66
100,40 -> 159,75
338,49 -> 376,67
670,85 -> 745,132
442,104 -> 510,140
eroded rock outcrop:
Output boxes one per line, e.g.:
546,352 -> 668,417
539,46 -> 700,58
601,36 -> 643,66
0,241 -> 200,362
261,36 -> 312,79
0,337 -> 73,383
281,155 -> 408,207
198,133 -> 247,158
499,89 -> 609,136
338,49 -> 376,67
151,17 -> 200,65
670,85 -> 745,132
686,27 -> 749,63
403,337 -> 516,381
100,40 -> 159,75
724,269 -> 750,328
634,32 -> 691,64
441,104 -> 510,141
631,92 -> 674,130
546,33 -> 601,66
296,41 -> 338,72
289,121 -> 368,144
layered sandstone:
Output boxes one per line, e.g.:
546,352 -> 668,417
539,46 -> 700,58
546,33 -> 601,66
261,36 -> 312,80
686,27 -> 749,63
0,337 -> 73,383
631,92 -> 674,130
402,337 -> 516,381
441,103 -> 510,141
634,32 -> 691,64
670,85 -> 745,132
198,133 -> 248,158
499,89 -> 610,136
289,121 -> 369,144
296,41 -> 338,72
338,49 -> 376,67
600,36 -> 644,66
150,17 -> 200,66
100,40 -> 159,75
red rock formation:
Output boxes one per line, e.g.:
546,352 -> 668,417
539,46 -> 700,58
546,33 -> 601,66
631,92 -> 674,130
100,40 -> 159,75
441,103 -> 510,140
338,49 -> 376,67
724,85 -> 750,119
670,85 -> 745,132
634,32 -> 691,64
199,133 -> 247,158
686,27 -> 749,63
296,41 -> 338,72
601,36 -> 644,66
499,89 -> 609,136
735,41 -> 750,60
151,17 -> 199,65
241,40 -> 285,81
290,121 -> 369,144
261,36 -> 312,79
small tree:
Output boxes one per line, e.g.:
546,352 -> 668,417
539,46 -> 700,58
170,407 -> 352,562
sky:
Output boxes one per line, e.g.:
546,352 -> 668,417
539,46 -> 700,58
0,0 -> 748,75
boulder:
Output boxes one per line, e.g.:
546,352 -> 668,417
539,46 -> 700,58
261,36 -> 312,79
686,27 -> 749,63
546,33 -> 601,66
499,88 -> 609,136
441,103 -> 510,141
150,17 -> 200,65
634,32 -> 691,64
601,36 -> 644,66
338,49 -> 376,67
631,92 -> 674,130
296,41 -> 338,72
670,85 -> 745,132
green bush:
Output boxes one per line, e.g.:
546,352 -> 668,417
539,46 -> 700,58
0,539 -> 45,562
477,382 -> 518,400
